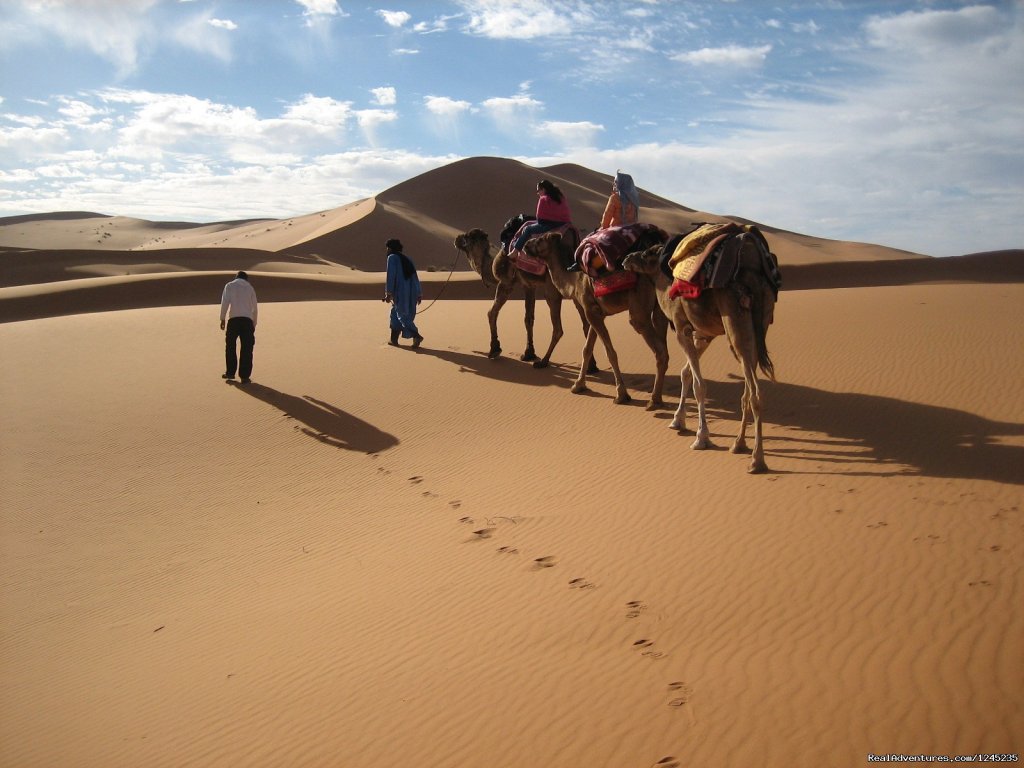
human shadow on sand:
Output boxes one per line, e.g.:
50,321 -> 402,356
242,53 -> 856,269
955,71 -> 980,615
230,382 -> 398,454
685,376 -> 1023,484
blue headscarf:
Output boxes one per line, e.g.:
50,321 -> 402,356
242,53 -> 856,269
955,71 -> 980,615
615,171 -> 640,213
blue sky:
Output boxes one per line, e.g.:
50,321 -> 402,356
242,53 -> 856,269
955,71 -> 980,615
1,0 -> 1022,256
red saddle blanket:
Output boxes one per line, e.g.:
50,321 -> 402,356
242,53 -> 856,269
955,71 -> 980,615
593,270 -> 638,297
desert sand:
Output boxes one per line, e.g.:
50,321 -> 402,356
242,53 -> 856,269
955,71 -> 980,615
1,157 -> 1021,768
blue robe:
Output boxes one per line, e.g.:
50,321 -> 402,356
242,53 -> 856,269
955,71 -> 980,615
386,251 -> 421,338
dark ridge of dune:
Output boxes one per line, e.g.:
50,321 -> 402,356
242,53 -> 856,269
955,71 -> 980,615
0,211 -> 111,225
0,271 -> 490,324
0,247 -> 350,289
782,250 -> 1024,290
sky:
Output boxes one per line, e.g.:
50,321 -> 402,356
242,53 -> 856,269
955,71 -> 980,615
1,0 -> 1022,257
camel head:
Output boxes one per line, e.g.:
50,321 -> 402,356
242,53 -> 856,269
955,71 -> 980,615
455,228 -> 496,285
454,228 -> 489,256
622,244 -> 664,275
524,231 -> 564,263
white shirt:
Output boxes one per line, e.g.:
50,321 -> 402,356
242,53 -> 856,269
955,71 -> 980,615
220,278 -> 258,325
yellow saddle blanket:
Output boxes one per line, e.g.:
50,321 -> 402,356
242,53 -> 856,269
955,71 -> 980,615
669,222 -> 751,282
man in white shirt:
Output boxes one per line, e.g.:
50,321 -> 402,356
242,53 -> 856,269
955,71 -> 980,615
219,271 -> 258,383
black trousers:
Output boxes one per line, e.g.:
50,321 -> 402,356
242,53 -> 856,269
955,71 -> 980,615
225,317 -> 255,378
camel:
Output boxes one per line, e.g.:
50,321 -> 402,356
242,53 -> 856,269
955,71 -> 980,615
524,228 -> 670,409
454,228 -> 589,368
622,234 -> 778,473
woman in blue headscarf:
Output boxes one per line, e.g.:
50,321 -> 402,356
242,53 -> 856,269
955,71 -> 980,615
600,170 -> 640,229
384,238 -> 423,348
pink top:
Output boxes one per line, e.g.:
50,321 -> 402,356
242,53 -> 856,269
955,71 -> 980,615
536,194 -> 571,223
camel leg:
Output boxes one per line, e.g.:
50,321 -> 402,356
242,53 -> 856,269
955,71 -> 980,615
487,283 -> 513,359
673,327 -> 711,449
573,300 -> 600,374
670,338 -> 711,432
630,307 -> 669,411
521,286 -> 538,362
589,316 -> 629,405
722,315 -> 768,473
571,326 -> 600,394
533,293 -> 564,369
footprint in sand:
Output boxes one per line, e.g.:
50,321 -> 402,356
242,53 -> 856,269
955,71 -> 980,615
497,545 -> 519,555
633,638 -> 665,659
459,516 -> 475,525
968,580 -> 992,587
626,600 -> 647,619
408,476 -> 424,484
533,556 -> 557,569
866,521 -> 889,529
376,467 -> 392,476
568,577 -> 596,590
667,681 -> 694,706
654,757 -> 680,768
471,528 -> 495,540
449,500 -> 462,509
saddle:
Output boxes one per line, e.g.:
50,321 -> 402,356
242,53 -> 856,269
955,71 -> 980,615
665,224 -> 781,300
507,222 -> 579,276
575,223 -> 667,277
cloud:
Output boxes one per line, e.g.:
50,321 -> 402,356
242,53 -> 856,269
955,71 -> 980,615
457,0 -> 595,39
208,18 -> 237,31
481,93 -> 543,124
295,0 -> 343,16
371,87 -> 397,106
424,96 -> 472,117
671,44 -> 772,67
534,120 -> 604,149
377,10 -> 411,28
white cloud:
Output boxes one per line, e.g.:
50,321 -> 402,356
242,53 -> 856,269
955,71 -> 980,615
481,93 -> 543,124
295,0 -> 343,16
424,96 -> 471,117
355,109 -> 398,146
393,48 -> 420,55
208,18 -> 237,31
371,87 -> 397,106
671,44 -> 772,67
864,5 -> 1001,52
535,120 -> 604,149
377,10 -> 411,27
458,0 -> 595,39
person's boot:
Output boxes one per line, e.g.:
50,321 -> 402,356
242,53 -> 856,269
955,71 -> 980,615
389,329 -> 400,346
412,334 -> 424,348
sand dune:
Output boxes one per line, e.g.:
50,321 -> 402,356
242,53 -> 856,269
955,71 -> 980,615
1,157 -> 1021,768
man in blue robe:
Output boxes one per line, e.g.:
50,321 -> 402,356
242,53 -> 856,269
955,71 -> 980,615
384,238 -> 423,347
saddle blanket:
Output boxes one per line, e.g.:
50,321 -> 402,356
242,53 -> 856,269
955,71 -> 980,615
593,269 -> 638,297
666,225 -> 778,300
668,222 -> 745,282
575,223 -> 666,278
508,222 -> 578,275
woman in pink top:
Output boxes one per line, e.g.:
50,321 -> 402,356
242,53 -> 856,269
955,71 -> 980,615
513,179 -> 572,250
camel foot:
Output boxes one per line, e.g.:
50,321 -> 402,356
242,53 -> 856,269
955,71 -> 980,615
646,398 -> 663,412
669,418 -> 684,431
520,348 -> 538,362
730,440 -> 750,455
532,359 -> 550,369
614,392 -> 632,405
690,436 -> 711,451
587,358 -> 600,375
571,382 -> 588,395
748,458 -> 769,474
487,341 -> 502,359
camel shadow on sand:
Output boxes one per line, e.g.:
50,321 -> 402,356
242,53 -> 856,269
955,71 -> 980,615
670,375 -> 1024,484
230,382 -> 398,454
409,344 -> 590,390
